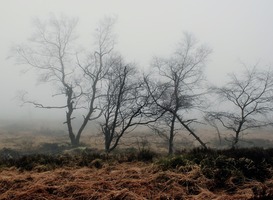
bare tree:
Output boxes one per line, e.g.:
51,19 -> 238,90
75,16 -> 116,145
100,56 -> 163,153
206,67 -> 273,148
145,33 -> 211,153
14,15 -> 115,146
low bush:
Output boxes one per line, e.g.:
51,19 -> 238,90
137,149 -> 156,162
157,155 -> 189,170
189,148 -> 218,163
79,149 -> 106,166
200,155 -> 245,188
0,146 -> 272,186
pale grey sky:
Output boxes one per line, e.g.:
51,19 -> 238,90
1,0 -> 273,121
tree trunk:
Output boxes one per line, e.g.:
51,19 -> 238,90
105,141 -> 110,153
175,114 -> 207,149
169,115 -> 176,155
232,120 -> 244,148
69,133 -> 79,146
232,131 -> 240,149
104,130 -> 111,153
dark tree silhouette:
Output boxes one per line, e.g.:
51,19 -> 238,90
145,33 -> 211,153
14,15 -> 116,146
100,56 -> 163,152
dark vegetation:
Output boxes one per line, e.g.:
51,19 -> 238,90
0,144 -> 157,171
1,146 -> 272,183
159,148 -> 273,183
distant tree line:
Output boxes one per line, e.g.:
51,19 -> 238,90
12,15 -> 273,154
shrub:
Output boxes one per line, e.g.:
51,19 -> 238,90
157,155 -> 189,170
185,148 -> 218,164
200,155 -> 242,188
79,150 -> 106,166
137,149 -> 156,162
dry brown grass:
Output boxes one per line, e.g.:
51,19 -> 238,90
0,162 -> 272,200
1,125 -> 273,199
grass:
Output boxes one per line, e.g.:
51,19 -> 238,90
1,146 -> 273,199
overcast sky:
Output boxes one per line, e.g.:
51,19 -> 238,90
1,0 -> 273,122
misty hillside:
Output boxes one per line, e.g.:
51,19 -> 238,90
1,1 -> 273,199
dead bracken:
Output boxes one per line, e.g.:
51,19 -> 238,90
0,161 -> 273,199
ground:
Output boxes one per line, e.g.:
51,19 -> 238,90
1,122 -> 273,199
1,161 -> 273,200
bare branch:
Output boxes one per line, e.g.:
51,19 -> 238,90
207,66 -> 273,147
145,33 -> 211,153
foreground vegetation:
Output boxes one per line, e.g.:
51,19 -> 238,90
1,147 -> 273,199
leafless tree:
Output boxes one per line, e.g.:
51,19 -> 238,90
206,67 -> 273,148
13,15 -> 116,146
145,33 -> 211,153
75,16 -> 116,145
100,56 -> 163,152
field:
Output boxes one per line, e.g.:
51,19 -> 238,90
1,146 -> 273,199
0,161 -> 272,200
1,122 -> 273,199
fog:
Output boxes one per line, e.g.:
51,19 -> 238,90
0,0 -> 273,146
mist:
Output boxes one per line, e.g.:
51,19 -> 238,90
1,0 -> 273,151
2,2 -> 273,199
